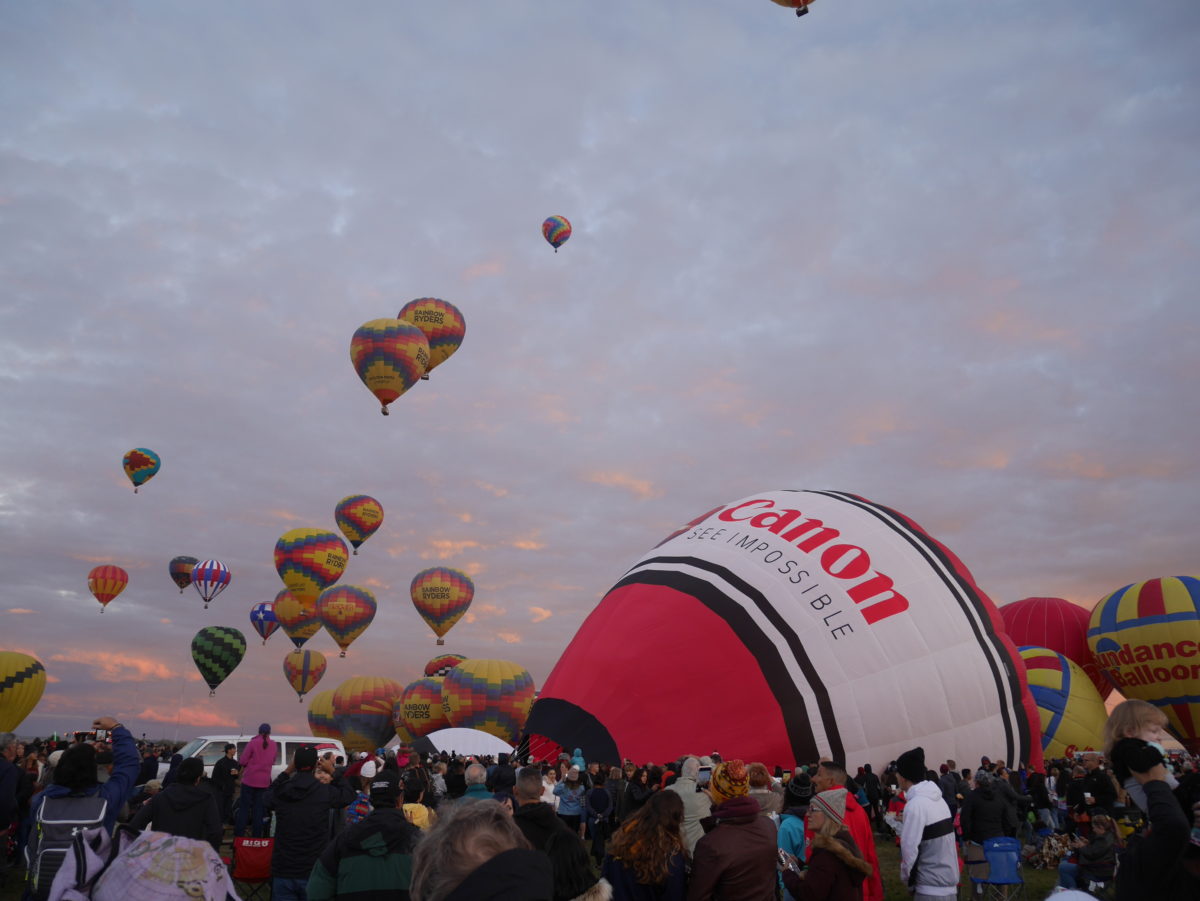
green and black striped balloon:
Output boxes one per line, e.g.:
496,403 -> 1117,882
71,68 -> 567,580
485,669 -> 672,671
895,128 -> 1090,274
191,626 -> 247,695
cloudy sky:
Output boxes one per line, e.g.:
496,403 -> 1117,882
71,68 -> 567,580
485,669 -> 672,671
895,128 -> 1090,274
2,1 -> 1197,742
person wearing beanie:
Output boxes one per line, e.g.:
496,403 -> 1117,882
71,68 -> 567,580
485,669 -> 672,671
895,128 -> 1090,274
236,722 -> 279,837
894,748 -> 957,898
779,772 -> 814,898
689,760 -> 777,900
781,787 -> 872,901
810,761 -> 883,901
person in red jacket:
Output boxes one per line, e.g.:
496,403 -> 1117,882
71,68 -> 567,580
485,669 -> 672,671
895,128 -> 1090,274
809,761 -> 883,901
235,723 -> 279,837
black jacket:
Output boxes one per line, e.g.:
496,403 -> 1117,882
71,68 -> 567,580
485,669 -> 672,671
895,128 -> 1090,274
212,756 -> 240,793
513,801 -> 570,851
443,848 -> 553,901
268,770 -> 357,878
129,782 -> 222,850
1082,767 -> 1118,814
1116,780 -> 1198,901
0,757 -> 18,827
960,784 -> 1016,842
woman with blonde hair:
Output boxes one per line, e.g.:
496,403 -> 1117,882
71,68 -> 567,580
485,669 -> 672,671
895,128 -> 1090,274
780,788 -> 872,901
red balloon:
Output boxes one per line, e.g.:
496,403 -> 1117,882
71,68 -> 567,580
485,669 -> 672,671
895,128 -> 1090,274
1000,597 -> 1112,699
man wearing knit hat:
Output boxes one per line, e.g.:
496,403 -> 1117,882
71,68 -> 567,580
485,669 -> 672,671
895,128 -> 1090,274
895,747 -> 958,899
689,760 -> 777,900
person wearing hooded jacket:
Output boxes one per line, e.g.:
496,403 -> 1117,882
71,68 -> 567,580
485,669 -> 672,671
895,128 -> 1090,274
129,757 -> 221,850
894,748 -> 957,899
665,757 -> 712,856
958,772 -> 1016,843
267,745 -> 356,901
781,788 -> 872,901
778,773 -> 813,901
237,723 -> 279,837
687,760 -> 777,901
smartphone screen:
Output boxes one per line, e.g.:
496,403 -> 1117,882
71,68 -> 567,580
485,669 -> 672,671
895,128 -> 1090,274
697,767 -> 712,786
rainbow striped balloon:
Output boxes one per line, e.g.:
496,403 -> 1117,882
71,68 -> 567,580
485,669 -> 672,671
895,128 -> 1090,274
191,560 -> 231,609
169,556 -> 199,593
284,649 -> 327,701
316,585 -> 377,657
424,653 -> 467,678
442,658 -> 536,745
410,567 -> 474,645
1018,646 -> 1107,758
307,689 -> 340,740
274,590 -> 322,649
399,677 -> 450,738
334,495 -> 384,555
398,298 -> 466,377
542,215 -> 571,252
250,601 -> 279,644
274,528 -> 348,609
87,565 -> 129,611
350,318 -> 430,415
333,676 -> 405,753
1088,576 -> 1200,753
122,447 -> 161,493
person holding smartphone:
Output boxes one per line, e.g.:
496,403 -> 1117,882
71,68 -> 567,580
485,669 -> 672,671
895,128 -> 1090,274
780,788 -> 872,901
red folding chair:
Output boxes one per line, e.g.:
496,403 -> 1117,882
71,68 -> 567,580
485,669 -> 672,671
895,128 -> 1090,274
228,837 -> 274,901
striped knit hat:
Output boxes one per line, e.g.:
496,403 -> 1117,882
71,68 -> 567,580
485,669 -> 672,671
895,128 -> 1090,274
809,787 -> 848,826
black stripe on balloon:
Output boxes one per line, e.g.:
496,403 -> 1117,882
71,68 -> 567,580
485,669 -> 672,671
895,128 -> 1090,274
0,661 -> 44,692
613,561 -> 837,764
523,698 -> 621,766
805,490 -> 1027,765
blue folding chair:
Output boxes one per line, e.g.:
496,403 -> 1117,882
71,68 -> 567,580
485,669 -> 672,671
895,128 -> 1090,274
963,836 -> 1023,900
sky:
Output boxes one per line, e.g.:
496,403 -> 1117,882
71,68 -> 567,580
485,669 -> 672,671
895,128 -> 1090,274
2,1 -> 1197,743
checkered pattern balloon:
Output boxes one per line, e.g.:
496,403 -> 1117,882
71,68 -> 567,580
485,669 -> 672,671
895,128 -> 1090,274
442,659 -> 536,745
0,652 -> 47,732
169,556 -> 199,593
274,528 -> 348,608
274,590 -> 322,649
333,676 -> 405,753
424,653 -> 467,678
397,298 -> 466,374
122,447 -> 160,492
410,567 -> 474,643
335,495 -> 384,554
307,689 -> 341,740
284,649 -> 327,701
88,565 -> 129,609
350,318 -> 430,414
191,626 -> 246,696
316,585 -> 377,657
399,677 -> 450,738
1019,646 -> 1107,758
542,215 -> 571,251
250,601 -> 279,644
191,559 -> 231,608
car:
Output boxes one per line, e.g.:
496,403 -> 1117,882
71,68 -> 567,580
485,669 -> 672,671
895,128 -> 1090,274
177,734 -> 347,780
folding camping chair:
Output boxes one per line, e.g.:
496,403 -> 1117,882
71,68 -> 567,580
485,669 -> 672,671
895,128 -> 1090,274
961,836 -> 1024,901
227,836 -> 273,901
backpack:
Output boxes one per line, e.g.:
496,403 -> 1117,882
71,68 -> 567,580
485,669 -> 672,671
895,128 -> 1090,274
46,825 -> 139,901
26,794 -> 109,901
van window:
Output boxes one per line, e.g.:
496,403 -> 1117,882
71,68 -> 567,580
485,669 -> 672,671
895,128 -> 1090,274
197,742 -> 229,766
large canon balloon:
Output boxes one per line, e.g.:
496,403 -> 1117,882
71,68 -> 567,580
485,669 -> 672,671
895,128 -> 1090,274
399,677 -> 450,738
542,215 -> 571,252
284,650 -> 327,702
122,448 -> 160,493
192,560 -> 231,609
526,490 -> 1043,768
333,676 -> 405,753
191,627 -> 246,696
0,652 -> 47,732
425,653 -> 467,678
1001,597 -> 1111,699
1019,646 -> 1108,759
397,298 -> 466,378
169,556 -> 199,593
350,319 -> 430,415
1088,576 -> 1200,753
334,495 -> 384,556
316,586 -> 377,657
411,567 -> 474,646
443,659 -> 536,746
87,565 -> 128,611
274,528 -> 348,609
307,690 -> 340,740
274,590 -> 322,649
250,602 -> 279,645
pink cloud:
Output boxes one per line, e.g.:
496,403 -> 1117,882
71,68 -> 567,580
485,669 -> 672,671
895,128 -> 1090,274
7,608 -> 35,614
49,650 -> 177,682
585,471 -> 662,500
474,481 -> 509,498
496,631 -> 522,644
133,705 -> 238,728
529,607 -> 552,623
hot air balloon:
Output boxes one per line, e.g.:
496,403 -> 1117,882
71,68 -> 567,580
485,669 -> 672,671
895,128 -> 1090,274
442,659 -> 536,746
191,559 -> 231,609
191,627 -> 246,696
397,298 -> 466,380
169,556 -> 199,593
410,567 -> 474,646
424,653 -> 467,678
1088,576 -> 1200,753
1001,597 -> 1111,699
771,0 -> 816,16
334,495 -> 384,556
316,586 -> 377,658
87,565 -> 128,612
399,677 -> 451,738
1019,646 -> 1108,759
333,677 -> 405,753
250,601 -> 279,644
274,528 -> 348,609
392,700 -> 417,747
542,215 -> 571,252
284,650 -> 327,702
308,689 -> 341,740
274,590 -> 323,649
122,448 -> 161,493
0,652 -> 47,732
350,319 -> 430,415
525,489 -> 1043,768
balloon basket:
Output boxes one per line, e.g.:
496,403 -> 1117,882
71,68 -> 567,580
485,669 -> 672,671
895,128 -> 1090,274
381,406 -> 390,416
133,487 -> 139,494
436,639 -> 445,646
339,651 -> 346,658
353,549 -> 359,555
208,690 -> 215,697
204,602 -> 210,609
420,372 -> 430,381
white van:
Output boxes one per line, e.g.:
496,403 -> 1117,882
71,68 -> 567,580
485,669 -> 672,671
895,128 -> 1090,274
177,735 -> 347,780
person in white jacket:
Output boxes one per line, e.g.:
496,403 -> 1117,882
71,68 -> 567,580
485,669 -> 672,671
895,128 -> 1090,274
895,747 -> 959,899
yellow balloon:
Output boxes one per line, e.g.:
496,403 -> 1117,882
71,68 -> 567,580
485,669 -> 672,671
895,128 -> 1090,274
0,652 -> 47,732
1018,646 -> 1108,759
307,689 -> 341,740
441,659 -> 536,745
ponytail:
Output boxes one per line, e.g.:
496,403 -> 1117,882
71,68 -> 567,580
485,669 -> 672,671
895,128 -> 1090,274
261,733 -> 269,749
